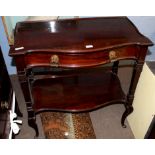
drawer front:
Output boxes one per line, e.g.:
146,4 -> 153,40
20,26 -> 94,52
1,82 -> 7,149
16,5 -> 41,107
25,46 -> 139,68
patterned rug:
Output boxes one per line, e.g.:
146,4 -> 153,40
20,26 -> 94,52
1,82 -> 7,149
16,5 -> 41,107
40,112 -> 96,139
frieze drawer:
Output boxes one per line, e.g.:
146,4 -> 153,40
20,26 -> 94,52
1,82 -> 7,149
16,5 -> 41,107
24,46 -> 139,69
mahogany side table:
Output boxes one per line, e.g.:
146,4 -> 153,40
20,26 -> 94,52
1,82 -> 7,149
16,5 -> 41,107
9,17 -> 153,137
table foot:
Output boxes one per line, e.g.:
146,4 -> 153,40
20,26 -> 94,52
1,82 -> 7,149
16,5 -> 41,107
121,105 -> 133,128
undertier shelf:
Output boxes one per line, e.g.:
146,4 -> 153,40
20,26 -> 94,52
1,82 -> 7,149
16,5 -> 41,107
31,70 -> 126,113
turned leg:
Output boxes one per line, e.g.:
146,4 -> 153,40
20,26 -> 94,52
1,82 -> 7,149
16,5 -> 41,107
15,97 -> 23,117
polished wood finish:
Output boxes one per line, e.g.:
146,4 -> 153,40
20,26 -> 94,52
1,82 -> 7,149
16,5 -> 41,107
9,17 -> 153,137
31,70 -> 126,113
10,17 -> 152,53
20,45 -> 140,69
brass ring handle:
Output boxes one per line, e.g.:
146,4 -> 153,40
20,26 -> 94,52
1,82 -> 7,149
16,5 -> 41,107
50,55 -> 59,67
109,51 -> 117,61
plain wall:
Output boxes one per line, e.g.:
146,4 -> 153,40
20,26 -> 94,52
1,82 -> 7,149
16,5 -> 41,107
128,16 -> 155,61
127,63 -> 155,138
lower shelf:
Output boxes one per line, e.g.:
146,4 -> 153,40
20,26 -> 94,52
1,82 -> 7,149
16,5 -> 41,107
31,70 -> 126,113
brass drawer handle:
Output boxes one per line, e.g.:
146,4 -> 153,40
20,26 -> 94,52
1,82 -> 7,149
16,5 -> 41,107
109,50 -> 117,61
50,55 -> 59,67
